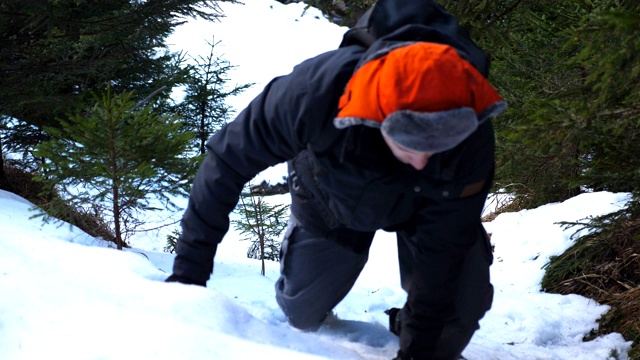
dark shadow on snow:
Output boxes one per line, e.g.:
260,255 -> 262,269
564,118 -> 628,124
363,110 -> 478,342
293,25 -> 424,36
317,316 -> 398,348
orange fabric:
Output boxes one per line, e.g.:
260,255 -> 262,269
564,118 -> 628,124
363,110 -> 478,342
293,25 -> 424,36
337,42 -> 503,123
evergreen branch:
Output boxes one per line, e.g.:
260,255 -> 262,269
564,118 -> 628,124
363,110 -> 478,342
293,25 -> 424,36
128,218 -> 181,233
130,86 -> 168,112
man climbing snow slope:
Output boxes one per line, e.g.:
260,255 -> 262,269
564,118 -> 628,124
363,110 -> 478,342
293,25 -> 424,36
167,1 -> 507,359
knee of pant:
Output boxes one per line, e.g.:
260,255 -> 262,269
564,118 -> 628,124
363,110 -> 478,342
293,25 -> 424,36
279,297 -> 325,331
286,312 -> 325,331
275,281 -> 325,331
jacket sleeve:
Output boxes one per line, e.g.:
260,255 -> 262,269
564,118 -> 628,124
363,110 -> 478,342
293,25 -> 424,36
172,47 -> 362,284
399,121 -> 495,357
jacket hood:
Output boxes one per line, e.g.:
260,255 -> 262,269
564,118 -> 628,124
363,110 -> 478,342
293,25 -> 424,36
339,0 -> 489,76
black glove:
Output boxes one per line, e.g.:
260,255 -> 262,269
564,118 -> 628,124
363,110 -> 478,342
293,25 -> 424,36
165,274 -> 206,287
392,349 -> 410,360
384,307 -> 402,336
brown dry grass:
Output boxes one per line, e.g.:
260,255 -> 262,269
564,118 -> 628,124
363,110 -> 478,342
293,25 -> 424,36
541,215 -> 640,359
2,164 -> 117,245
597,287 -> 640,359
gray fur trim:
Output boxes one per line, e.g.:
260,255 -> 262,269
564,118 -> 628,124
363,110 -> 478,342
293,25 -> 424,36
477,101 -> 508,124
333,117 -> 382,129
381,108 -> 478,152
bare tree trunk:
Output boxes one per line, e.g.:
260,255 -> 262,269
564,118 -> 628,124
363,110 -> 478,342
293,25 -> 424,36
259,232 -> 265,276
257,198 -> 266,276
109,123 -> 123,250
199,101 -> 207,155
113,182 -> 123,250
0,134 -> 10,191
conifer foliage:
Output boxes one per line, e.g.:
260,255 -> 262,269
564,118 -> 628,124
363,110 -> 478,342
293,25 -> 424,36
433,0 -> 640,209
0,0 -> 238,185
34,86 -> 200,250
233,184 -> 289,275
179,37 -> 253,155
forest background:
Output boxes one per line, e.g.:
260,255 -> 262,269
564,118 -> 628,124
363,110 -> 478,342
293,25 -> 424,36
1,0 -> 639,357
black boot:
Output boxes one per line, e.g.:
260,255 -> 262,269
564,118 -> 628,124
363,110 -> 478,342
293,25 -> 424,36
393,349 -> 467,360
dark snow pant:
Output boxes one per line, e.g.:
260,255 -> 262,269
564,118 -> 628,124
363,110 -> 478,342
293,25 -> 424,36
275,214 -> 375,329
274,214 -> 493,359
396,224 -> 494,359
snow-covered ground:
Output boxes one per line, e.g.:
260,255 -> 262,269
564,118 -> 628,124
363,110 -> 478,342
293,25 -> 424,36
0,189 -> 632,359
0,1 -> 633,359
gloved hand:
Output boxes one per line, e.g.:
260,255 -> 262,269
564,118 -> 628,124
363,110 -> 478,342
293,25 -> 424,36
165,274 -> 206,287
393,349 -> 467,360
384,307 -> 402,336
392,349 -> 410,360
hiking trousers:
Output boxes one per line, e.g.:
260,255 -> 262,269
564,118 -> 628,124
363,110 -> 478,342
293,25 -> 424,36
274,214 -> 493,359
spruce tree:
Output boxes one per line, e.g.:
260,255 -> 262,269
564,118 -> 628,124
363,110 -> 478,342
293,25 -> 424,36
308,0 -> 374,26
179,37 -> 253,154
34,86 -> 200,250
233,183 -> 289,275
0,0 -> 238,176
567,4 -> 640,194
439,0 -> 620,207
